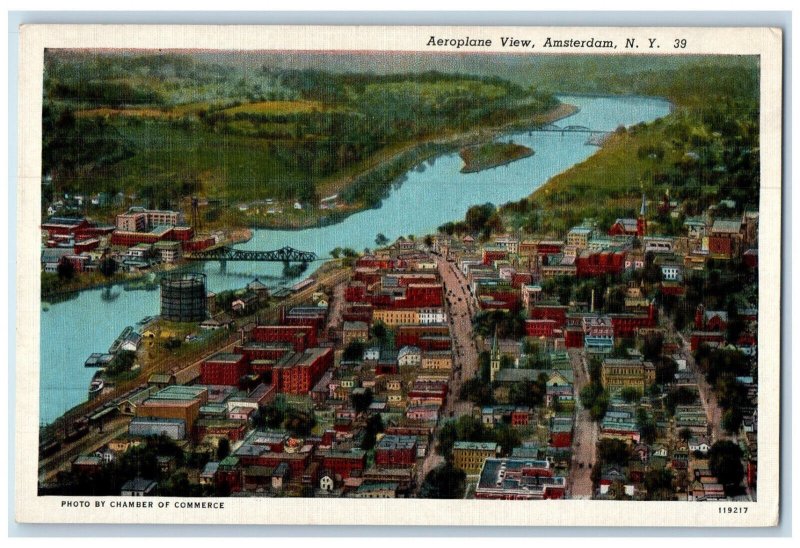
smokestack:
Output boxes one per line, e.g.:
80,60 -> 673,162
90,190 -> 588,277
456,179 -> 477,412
591,289 -> 595,313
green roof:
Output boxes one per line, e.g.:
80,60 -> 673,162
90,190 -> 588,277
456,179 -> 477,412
219,455 -> 239,468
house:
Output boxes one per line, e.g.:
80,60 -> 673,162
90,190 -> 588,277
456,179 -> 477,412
566,226 -> 594,248
608,218 -> 639,237
342,321 -> 369,346
71,455 -> 103,475
375,435 -> 417,468
397,346 -> 422,367
120,478 -> 158,496
120,331 -> 143,353
684,217 -> 707,239
231,292 -> 259,314
688,436 -> 711,455
200,315 -> 235,331
246,278 -> 270,302
600,358 -> 656,393
200,462 -> 220,485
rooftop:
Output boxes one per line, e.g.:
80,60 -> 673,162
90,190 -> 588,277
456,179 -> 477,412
150,385 -> 207,401
453,441 -> 498,452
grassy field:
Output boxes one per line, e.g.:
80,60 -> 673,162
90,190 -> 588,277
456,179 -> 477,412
220,100 -> 330,115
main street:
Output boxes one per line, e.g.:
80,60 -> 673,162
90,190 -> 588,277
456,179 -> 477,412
567,348 -> 597,499
415,253 -> 479,489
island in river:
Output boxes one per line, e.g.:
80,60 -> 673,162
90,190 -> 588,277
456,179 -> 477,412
459,142 -> 535,173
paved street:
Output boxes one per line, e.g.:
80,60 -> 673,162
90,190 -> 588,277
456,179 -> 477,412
670,321 -> 727,444
567,348 -> 597,499
415,254 -> 479,489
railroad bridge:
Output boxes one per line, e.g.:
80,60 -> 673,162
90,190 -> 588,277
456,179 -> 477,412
186,245 -> 318,264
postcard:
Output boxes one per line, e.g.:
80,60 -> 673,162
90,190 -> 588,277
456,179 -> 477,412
15,24 -> 782,526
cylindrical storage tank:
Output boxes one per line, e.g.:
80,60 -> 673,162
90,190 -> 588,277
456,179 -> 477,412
160,272 -> 207,322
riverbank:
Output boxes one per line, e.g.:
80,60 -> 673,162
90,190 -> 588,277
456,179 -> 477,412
502,105 -> 682,236
232,102 -> 580,231
39,259 -> 350,436
459,142 -> 535,174
40,228 -> 253,300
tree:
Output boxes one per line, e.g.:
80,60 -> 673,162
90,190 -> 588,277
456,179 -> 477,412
343,341 -> 365,362
493,425 -> 522,457
329,247 -> 342,259
644,468 -> 675,499
636,408 -> 657,445
580,383 -> 608,421
56,257 -> 75,281
98,256 -> 118,278
459,377 -> 494,406
374,233 -> 389,247
419,463 -> 466,499
216,438 -> 230,461
465,203 -> 496,233
106,350 -> 136,376
360,414 -> 384,451
284,408 -> 316,436
423,234 -> 434,247
437,415 -> 491,459
351,388 -> 374,414
508,377 -> 546,408
708,441 -> 745,494
371,322 -> 388,344
642,333 -> 664,361
477,350 -> 491,383
620,386 -> 642,404
678,427 -> 693,442
664,386 -> 699,416
597,439 -> 632,466
722,408 -> 744,434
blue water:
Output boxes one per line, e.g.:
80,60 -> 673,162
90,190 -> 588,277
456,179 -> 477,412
38,95 -> 671,424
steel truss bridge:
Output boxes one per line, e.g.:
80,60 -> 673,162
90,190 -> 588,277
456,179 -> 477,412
535,124 -> 611,135
186,246 -> 318,263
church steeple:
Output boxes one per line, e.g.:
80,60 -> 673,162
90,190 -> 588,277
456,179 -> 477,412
637,192 -> 647,238
489,326 -> 501,382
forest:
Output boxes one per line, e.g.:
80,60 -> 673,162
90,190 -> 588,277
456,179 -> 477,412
42,52 -> 557,220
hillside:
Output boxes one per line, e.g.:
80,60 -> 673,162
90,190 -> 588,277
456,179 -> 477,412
42,53 -> 558,227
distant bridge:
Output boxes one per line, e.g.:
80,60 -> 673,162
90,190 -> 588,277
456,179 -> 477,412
534,124 -> 611,135
186,246 -> 318,263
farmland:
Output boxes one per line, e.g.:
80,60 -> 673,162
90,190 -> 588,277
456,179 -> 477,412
42,53 -> 559,227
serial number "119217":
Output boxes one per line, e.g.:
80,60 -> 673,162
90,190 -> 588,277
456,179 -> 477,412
719,507 -> 749,514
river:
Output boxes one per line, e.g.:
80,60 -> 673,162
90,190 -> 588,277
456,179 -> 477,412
38,94 -> 671,425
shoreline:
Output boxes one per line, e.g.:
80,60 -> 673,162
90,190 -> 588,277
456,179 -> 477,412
243,101 -> 580,231
40,228 -> 253,301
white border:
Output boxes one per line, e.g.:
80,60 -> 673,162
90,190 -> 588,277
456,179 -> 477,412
15,24 -> 783,527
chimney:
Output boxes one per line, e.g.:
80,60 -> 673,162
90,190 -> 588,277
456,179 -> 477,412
590,289 -> 595,313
